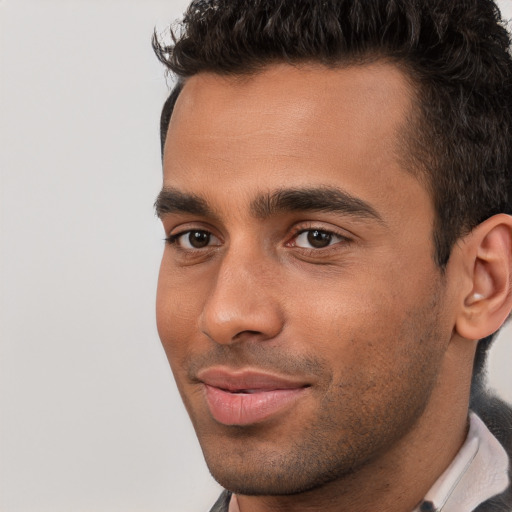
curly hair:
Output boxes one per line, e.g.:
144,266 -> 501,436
153,0 -> 512,268
153,0 -> 512,383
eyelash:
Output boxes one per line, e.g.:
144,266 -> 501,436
286,227 -> 350,250
165,225 -> 350,253
165,230 -> 219,248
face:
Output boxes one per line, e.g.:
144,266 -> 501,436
156,63 -> 455,495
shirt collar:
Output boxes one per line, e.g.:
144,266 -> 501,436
414,411 -> 509,512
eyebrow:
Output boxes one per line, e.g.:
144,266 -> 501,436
250,187 -> 383,222
154,187 -> 214,218
155,186 -> 383,223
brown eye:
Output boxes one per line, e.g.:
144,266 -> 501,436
188,230 -> 211,248
293,229 -> 345,249
307,230 -> 332,248
168,229 -> 221,249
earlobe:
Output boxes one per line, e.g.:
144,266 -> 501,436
455,214 -> 512,341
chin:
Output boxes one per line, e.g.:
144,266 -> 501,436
207,464 -> 337,497
199,431 -> 362,497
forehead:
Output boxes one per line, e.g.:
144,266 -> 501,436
163,62 -> 426,220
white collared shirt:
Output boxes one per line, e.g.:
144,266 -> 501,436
413,412 -> 509,512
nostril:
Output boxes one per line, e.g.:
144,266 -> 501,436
231,329 -> 272,343
235,330 -> 262,337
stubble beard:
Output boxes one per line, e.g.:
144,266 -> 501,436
183,287 -> 448,497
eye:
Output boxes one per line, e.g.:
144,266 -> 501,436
168,230 -> 221,249
292,229 -> 345,249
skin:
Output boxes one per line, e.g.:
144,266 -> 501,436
156,63 -> 483,512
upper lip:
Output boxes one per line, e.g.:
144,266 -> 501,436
197,367 -> 310,392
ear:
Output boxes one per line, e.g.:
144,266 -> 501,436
455,214 -> 512,340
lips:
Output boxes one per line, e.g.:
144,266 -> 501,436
197,368 -> 309,426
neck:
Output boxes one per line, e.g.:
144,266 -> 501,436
235,341 -> 474,512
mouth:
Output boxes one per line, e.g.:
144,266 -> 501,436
197,368 -> 310,426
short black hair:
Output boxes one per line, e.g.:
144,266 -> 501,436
153,0 -> 512,268
153,0 -> 512,383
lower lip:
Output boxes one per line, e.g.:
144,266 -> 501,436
204,385 -> 306,426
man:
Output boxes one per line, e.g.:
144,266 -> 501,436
153,0 -> 512,510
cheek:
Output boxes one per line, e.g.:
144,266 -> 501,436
305,291 -> 444,431
156,258 -> 206,366
288,268 -> 438,379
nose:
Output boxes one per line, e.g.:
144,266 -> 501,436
199,250 -> 284,345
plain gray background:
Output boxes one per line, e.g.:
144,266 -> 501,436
1,1 -> 511,511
